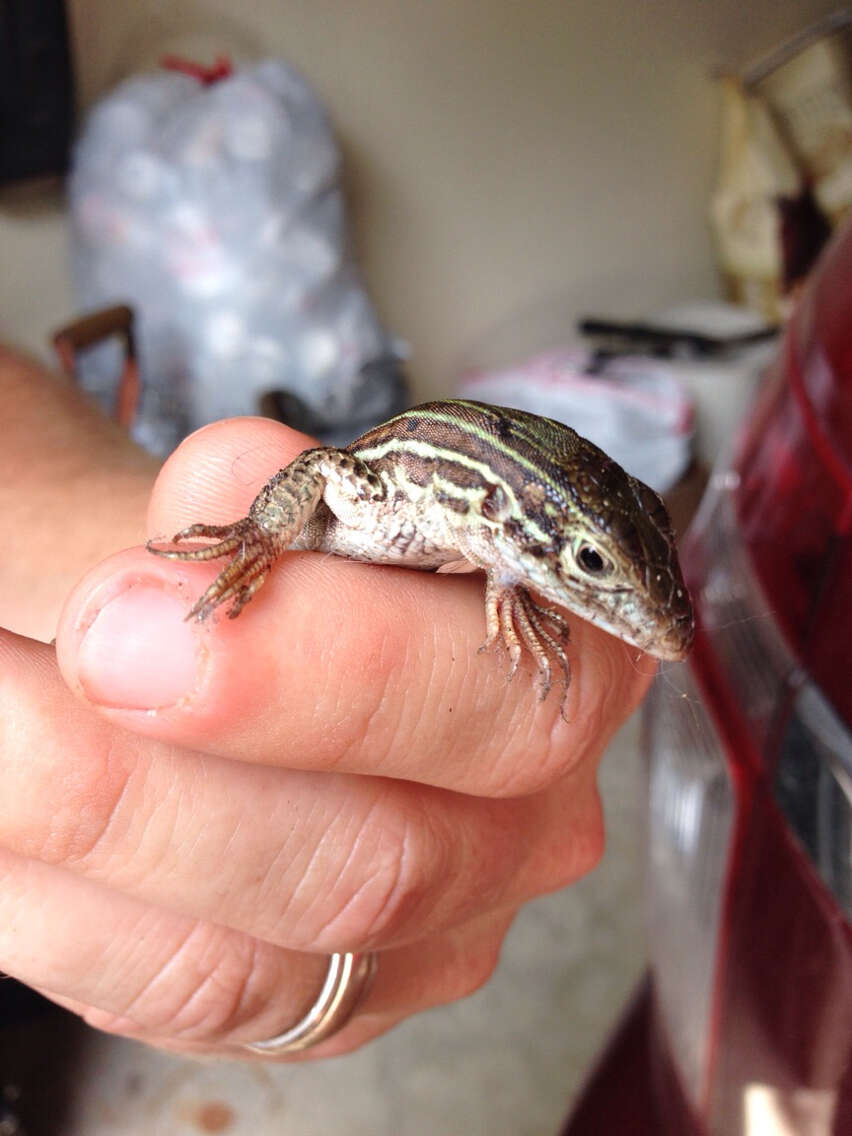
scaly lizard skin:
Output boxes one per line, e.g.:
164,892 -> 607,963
148,400 -> 694,702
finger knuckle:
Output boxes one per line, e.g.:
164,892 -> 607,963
534,786 -> 606,894
122,927 -> 268,1042
485,652 -> 627,799
447,940 -> 502,1002
309,798 -> 450,951
25,733 -> 139,870
485,713 -> 583,798
574,797 -> 606,878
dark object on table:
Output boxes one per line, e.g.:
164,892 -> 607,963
0,0 -> 74,184
258,353 -> 410,446
577,317 -> 776,359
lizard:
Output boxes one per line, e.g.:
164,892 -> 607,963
147,399 -> 694,702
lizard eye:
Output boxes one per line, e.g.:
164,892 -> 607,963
576,543 -> 612,577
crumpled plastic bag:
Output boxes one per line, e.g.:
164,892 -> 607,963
69,59 -> 406,454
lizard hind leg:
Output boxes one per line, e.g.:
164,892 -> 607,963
146,447 -> 342,620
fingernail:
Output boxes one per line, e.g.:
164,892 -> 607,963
77,583 -> 203,709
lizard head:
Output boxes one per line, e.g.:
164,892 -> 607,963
492,436 -> 695,662
555,467 -> 694,660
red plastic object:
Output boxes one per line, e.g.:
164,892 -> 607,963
734,235 -> 852,725
563,220 -> 852,1135
160,55 -> 233,85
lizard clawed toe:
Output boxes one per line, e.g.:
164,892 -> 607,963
527,598 -> 571,642
147,519 -> 275,620
146,519 -> 257,563
483,577 -> 573,712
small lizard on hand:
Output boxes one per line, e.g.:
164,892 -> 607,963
148,400 -> 694,702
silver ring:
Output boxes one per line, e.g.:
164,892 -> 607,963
243,951 -> 378,1056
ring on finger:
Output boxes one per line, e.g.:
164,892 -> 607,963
243,951 -> 378,1056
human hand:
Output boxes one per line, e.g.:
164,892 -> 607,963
0,345 -> 157,641
0,416 -> 655,1060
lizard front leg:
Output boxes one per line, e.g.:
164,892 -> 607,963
482,574 -> 572,706
147,448 -> 384,620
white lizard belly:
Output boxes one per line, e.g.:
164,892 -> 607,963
292,498 -> 461,570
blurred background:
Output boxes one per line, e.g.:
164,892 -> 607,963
1,2 -> 850,1133
0,1 -> 843,406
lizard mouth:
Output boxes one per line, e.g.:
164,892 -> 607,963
574,589 -> 694,662
636,612 -> 695,661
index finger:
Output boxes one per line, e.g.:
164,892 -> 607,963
57,418 -> 655,798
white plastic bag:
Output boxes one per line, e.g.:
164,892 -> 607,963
70,59 -> 405,454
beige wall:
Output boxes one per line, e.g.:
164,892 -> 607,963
1,0 -> 839,397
